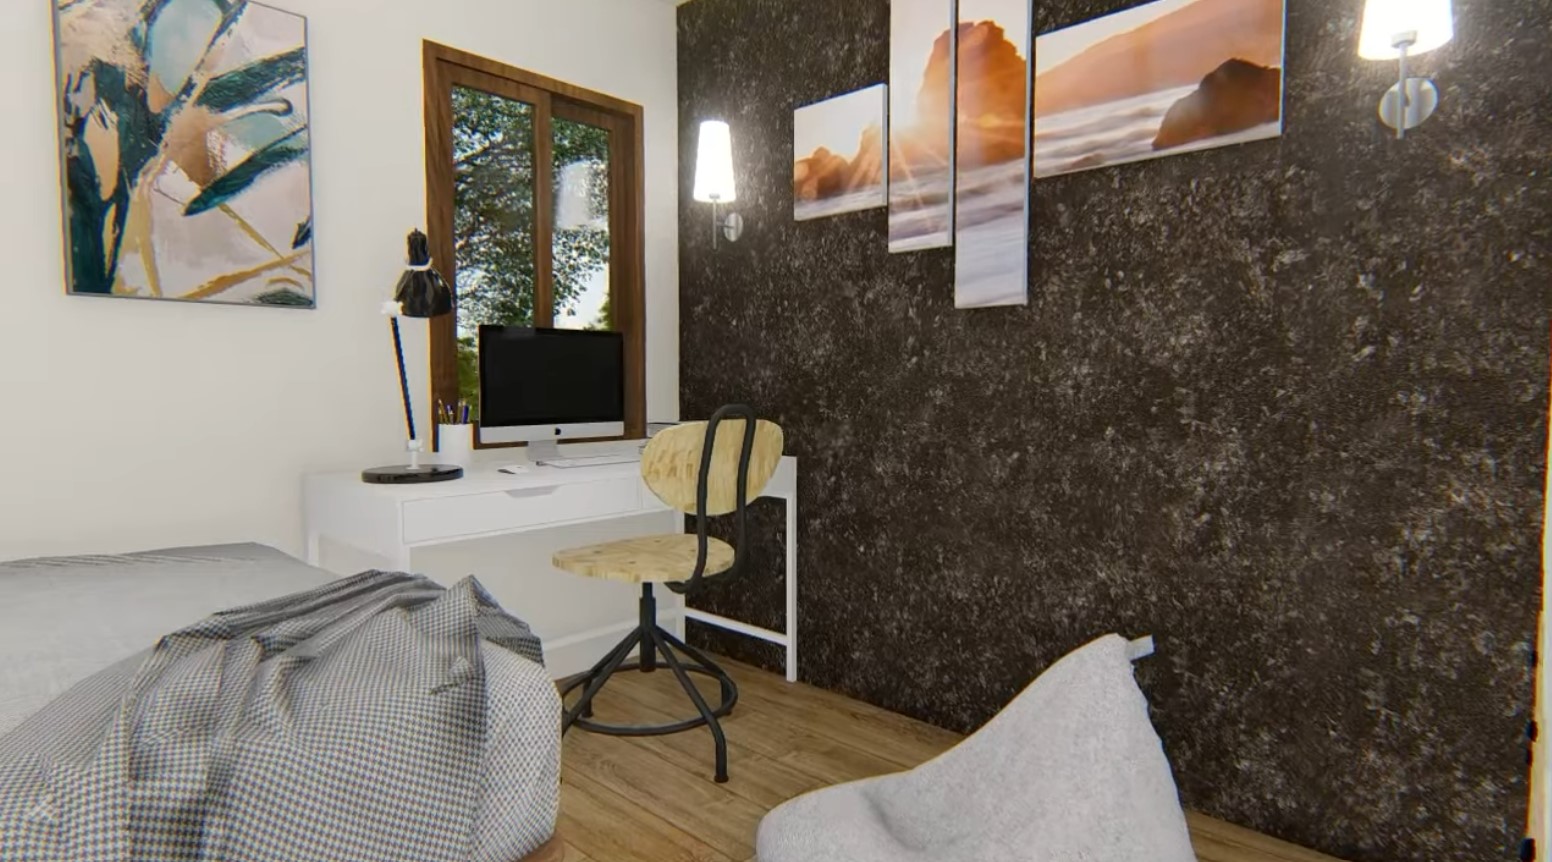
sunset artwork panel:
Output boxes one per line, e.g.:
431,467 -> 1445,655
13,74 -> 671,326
1033,0 -> 1287,179
888,0 -> 956,252
953,0 -> 1031,309
793,85 -> 888,222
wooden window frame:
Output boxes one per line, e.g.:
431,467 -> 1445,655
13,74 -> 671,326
422,41 -> 646,448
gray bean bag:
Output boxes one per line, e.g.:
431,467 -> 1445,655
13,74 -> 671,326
756,634 -> 1196,862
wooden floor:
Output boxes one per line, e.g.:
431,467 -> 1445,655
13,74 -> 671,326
552,656 -> 1345,862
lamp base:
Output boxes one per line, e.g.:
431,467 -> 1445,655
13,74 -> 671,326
1379,77 -> 1439,134
361,464 -> 465,485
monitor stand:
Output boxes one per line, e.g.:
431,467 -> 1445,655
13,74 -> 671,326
527,438 -> 563,465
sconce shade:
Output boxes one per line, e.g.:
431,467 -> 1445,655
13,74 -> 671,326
693,120 -> 737,204
393,229 -> 454,319
1359,0 -> 1454,60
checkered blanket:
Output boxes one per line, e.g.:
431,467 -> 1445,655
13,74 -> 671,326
0,571 -> 552,862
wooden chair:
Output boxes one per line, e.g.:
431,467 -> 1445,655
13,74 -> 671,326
551,404 -> 785,783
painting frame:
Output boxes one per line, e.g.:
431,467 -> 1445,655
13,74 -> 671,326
888,0 -> 958,253
51,0 -> 319,309
1032,0 -> 1288,180
793,84 -> 889,223
953,0 -> 1033,309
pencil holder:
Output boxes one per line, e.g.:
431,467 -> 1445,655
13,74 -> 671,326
437,424 -> 474,468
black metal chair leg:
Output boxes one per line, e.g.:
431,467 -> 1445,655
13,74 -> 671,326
650,627 -> 729,783
657,628 -> 739,716
576,629 -> 639,719
563,626 -> 641,732
574,625 -> 638,684
639,584 -> 658,673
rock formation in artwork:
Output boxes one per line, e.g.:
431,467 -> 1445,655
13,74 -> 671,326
1033,0 -> 1283,119
891,20 -> 1029,177
1152,59 -> 1282,150
890,29 -> 955,181
917,27 -> 955,131
795,124 -> 884,202
955,21 -> 1029,169
846,125 -> 885,190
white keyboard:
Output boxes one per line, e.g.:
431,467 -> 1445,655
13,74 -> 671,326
541,454 -> 641,469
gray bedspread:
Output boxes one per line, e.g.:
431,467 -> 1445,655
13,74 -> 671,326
0,569 -> 556,862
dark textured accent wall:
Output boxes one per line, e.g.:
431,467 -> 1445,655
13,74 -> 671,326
677,1 -> 1551,859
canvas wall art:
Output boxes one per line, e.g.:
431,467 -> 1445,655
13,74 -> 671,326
793,85 -> 888,222
53,0 -> 316,307
1033,0 -> 1286,179
888,0 -> 956,252
953,0 -> 1030,309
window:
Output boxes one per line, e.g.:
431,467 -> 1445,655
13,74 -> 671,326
422,42 -> 645,443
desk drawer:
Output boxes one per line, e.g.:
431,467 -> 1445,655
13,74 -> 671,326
402,478 -> 641,544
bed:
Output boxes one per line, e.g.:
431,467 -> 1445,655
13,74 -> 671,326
0,543 -> 563,862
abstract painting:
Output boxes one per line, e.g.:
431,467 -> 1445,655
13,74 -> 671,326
1033,0 -> 1286,179
954,0 -> 1030,309
52,0 -> 316,307
794,85 -> 888,222
888,0 -> 956,252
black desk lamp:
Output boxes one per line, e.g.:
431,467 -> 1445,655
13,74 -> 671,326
362,230 -> 464,485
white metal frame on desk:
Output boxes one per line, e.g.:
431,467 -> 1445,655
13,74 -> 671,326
680,456 -> 798,682
301,456 -> 801,682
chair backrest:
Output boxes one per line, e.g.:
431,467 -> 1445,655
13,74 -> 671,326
642,416 -> 784,516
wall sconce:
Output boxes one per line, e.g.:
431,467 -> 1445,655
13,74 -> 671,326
1359,0 -> 1454,139
693,120 -> 743,248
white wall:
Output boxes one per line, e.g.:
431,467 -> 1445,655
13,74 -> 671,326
0,0 -> 680,561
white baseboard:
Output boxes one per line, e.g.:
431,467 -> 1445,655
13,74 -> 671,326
541,608 -> 687,680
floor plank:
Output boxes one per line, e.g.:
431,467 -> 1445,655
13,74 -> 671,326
564,730 -> 767,860
585,675 -> 828,809
717,658 -> 961,768
557,656 -> 1347,862
558,770 -> 731,862
600,672 -> 907,786
728,710 -> 907,786
1186,812 -> 1349,862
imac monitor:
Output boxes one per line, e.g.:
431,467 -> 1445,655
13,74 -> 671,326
477,326 -> 626,453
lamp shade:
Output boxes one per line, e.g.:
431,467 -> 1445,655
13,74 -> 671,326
693,120 -> 736,204
1359,0 -> 1454,60
393,229 -> 453,319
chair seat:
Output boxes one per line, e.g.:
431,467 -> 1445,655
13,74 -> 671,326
552,534 -> 735,584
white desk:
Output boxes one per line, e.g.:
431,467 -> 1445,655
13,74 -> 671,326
302,456 -> 800,681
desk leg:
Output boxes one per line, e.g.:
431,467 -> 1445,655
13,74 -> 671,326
305,531 -> 322,567
391,545 -> 413,574
785,494 -> 798,683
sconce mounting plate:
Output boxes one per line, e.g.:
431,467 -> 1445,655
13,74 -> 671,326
1379,77 -> 1440,133
721,212 -> 744,243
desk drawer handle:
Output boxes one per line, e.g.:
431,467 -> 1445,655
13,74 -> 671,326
503,488 -> 558,499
